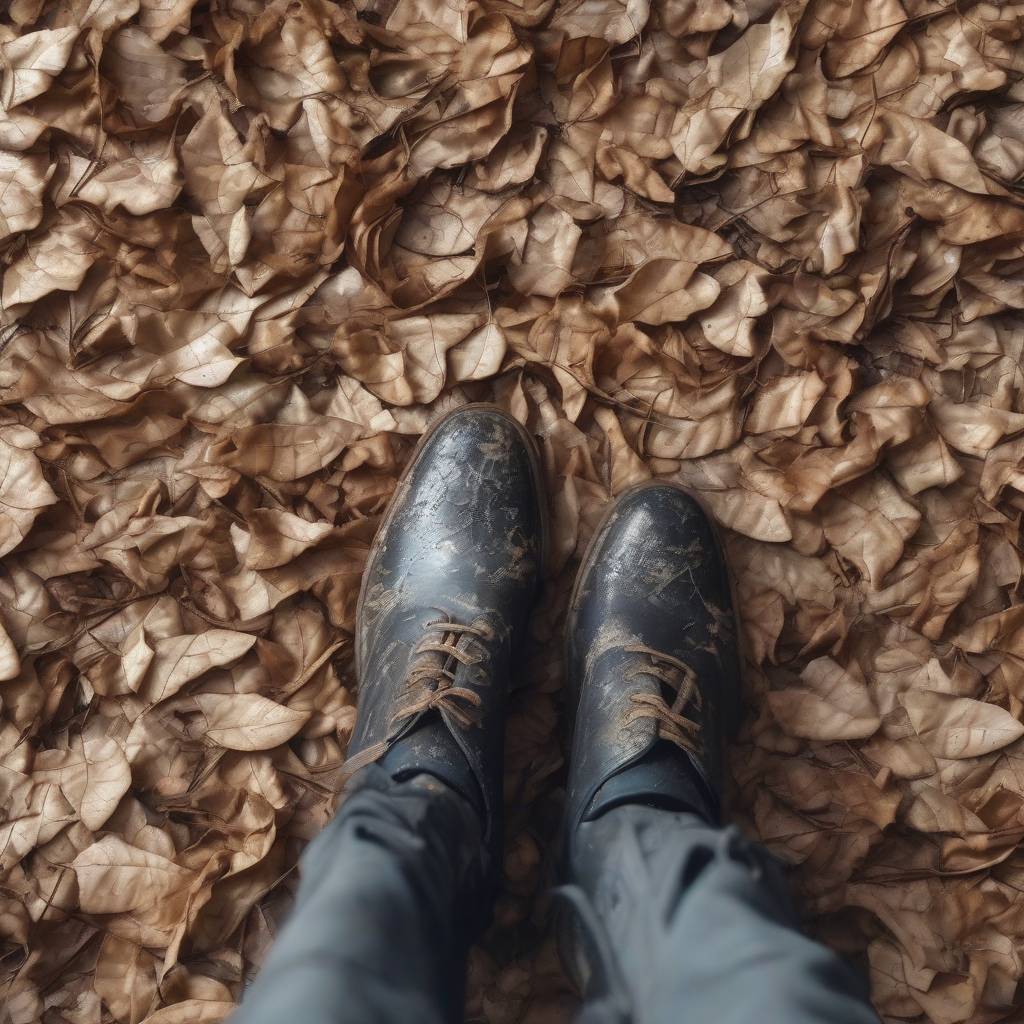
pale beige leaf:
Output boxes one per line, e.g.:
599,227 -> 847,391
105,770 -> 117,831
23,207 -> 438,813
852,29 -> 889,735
745,373 -> 827,435
1,211 -> 101,307
137,999 -> 235,1024
448,322 -> 508,382
0,618 -> 19,682
767,657 -> 881,741
73,835 -> 191,914
901,691 -> 1024,759
142,631 -> 258,703
0,425 -> 57,559
94,933 -> 159,1024
194,693 -> 308,751
904,785 -> 988,834
34,733 -> 131,831
0,151 -> 50,240
1,27 -> 78,108
230,509 -> 333,570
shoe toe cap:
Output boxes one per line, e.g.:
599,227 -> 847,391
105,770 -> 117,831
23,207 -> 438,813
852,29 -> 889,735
576,483 -> 728,615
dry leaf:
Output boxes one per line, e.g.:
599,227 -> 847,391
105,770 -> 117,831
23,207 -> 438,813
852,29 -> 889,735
73,835 -> 191,914
94,933 -> 159,1024
767,658 -> 881,741
1,26 -> 78,108
194,693 -> 309,751
142,631 -> 258,704
34,732 -> 131,831
901,691 -> 1024,760
5,1 -> 1024,1021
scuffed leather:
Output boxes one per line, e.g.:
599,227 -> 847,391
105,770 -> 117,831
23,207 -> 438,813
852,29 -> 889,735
564,483 -> 741,846
346,404 -> 546,861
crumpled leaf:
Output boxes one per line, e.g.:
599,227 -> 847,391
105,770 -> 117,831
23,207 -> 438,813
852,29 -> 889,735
1,207 -> 102,307
767,657 -> 881,741
549,0 -> 649,46
230,509 -> 334,570
101,26 -> 187,126
73,835 -> 191,914
141,998 -> 235,1024
194,693 -> 308,751
0,619 -> 19,682
0,149 -> 51,239
142,630 -> 258,703
1,26 -> 78,109
669,11 -> 796,177
0,767 -> 76,870
34,732 -> 131,831
901,691 -> 1024,760
6,1 -> 1024,1021
94,933 -> 159,1024
0,424 -> 57,559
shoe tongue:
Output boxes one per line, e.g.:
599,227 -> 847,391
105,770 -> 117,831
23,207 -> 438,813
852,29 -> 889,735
582,741 -> 718,825
379,711 -> 487,824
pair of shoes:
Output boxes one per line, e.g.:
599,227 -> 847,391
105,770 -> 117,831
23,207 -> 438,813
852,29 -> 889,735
342,403 -> 741,901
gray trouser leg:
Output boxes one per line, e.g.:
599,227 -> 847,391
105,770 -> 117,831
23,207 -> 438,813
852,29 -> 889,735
229,764 -> 483,1024
571,806 -> 881,1024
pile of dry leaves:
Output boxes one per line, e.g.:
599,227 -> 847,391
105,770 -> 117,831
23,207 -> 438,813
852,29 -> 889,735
3,0 -> 1024,1021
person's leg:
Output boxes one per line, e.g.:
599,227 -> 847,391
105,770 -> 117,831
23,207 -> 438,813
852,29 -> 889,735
232,766 -> 482,1024
560,483 -> 879,1024
569,805 -> 878,1024
231,405 -> 547,1024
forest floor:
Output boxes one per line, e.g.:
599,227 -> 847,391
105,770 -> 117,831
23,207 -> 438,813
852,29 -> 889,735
4,1 -> 1024,1022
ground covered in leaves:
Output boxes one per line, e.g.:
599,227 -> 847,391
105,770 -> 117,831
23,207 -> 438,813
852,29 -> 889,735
3,0 -> 1024,1021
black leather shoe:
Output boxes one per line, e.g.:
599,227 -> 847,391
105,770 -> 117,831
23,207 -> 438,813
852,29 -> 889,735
342,404 -> 547,877
562,482 -> 741,865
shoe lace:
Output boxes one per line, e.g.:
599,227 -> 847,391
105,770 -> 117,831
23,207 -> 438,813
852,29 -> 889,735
622,644 -> 702,756
389,616 -> 494,731
342,615 -> 494,775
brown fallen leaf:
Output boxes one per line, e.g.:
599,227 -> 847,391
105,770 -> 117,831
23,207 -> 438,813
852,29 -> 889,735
1,207 -> 103,307
903,784 -> 989,836
5,1 -> 1024,1020
73,835 -> 192,915
766,657 -> 881,742
136,998 -> 235,1024
901,691 -> 1024,760
193,693 -> 309,751
141,631 -> 258,704
33,732 -> 131,832
93,932 -> 160,1024
1,26 -> 78,108
0,424 -> 57,559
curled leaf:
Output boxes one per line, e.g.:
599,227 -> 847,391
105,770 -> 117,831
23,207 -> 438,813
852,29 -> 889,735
901,691 -> 1024,760
767,658 -> 881,741
194,693 -> 308,751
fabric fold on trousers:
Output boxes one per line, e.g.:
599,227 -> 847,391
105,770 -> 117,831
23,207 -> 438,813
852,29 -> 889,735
568,804 -> 882,1024
229,764 -> 484,1024
230,767 -> 880,1024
